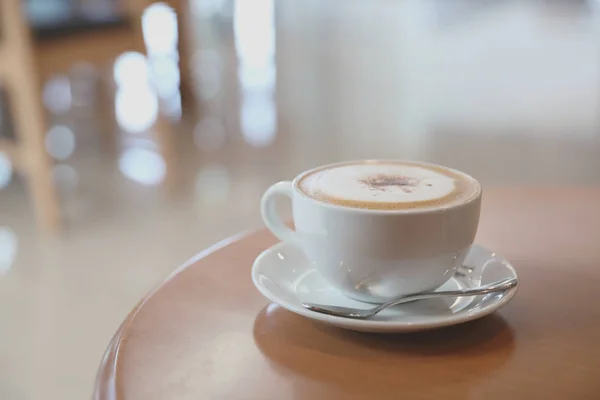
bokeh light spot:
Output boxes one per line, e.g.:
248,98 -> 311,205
119,148 -> 166,186
45,125 -> 76,160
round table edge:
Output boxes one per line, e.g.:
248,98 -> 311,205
92,229 -> 255,400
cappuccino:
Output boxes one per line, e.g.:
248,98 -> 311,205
298,161 -> 479,210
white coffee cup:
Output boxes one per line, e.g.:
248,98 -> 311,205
261,160 -> 482,303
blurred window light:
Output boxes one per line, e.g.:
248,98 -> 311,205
120,136 -> 159,151
0,153 -> 12,190
113,52 -> 150,88
0,226 -> 18,275
52,164 -> 79,192
149,56 -> 181,98
194,49 -> 222,73
45,125 -> 76,160
115,86 -> 159,134
193,117 -> 226,151
234,0 -> 275,68
162,92 -> 183,122
142,3 -> 179,56
240,92 -> 276,148
233,0 -> 277,148
27,0 -> 69,24
237,64 -> 276,91
193,50 -> 223,100
192,0 -> 227,17
119,147 -> 166,186
194,165 -> 231,204
196,74 -> 221,101
80,0 -> 119,19
43,75 -> 72,115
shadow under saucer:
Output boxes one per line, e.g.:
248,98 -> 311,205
253,303 -> 515,397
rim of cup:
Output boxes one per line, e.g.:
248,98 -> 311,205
291,159 -> 482,215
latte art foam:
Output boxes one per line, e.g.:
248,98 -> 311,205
298,162 -> 479,210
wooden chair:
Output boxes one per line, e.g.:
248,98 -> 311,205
32,0 -> 158,151
0,0 -> 185,231
0,0 -> 61,232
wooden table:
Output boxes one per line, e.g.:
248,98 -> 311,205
95,187 -> 600,400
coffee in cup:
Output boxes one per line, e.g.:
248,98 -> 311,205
261,160 -> 482,303
297,160 -> 479,210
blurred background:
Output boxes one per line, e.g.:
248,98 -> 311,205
0,0 -> 599,398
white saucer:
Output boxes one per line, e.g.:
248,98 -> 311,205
252,243 -> 518,333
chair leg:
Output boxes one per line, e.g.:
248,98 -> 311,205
11,79 -> 61,232
8,71 -> 62,232
26,145 -> 62,233
1,0 -> 61,232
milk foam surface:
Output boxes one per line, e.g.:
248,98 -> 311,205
299,163 -> 469,208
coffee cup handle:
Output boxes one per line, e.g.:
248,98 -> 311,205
261,181 -> 299,246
